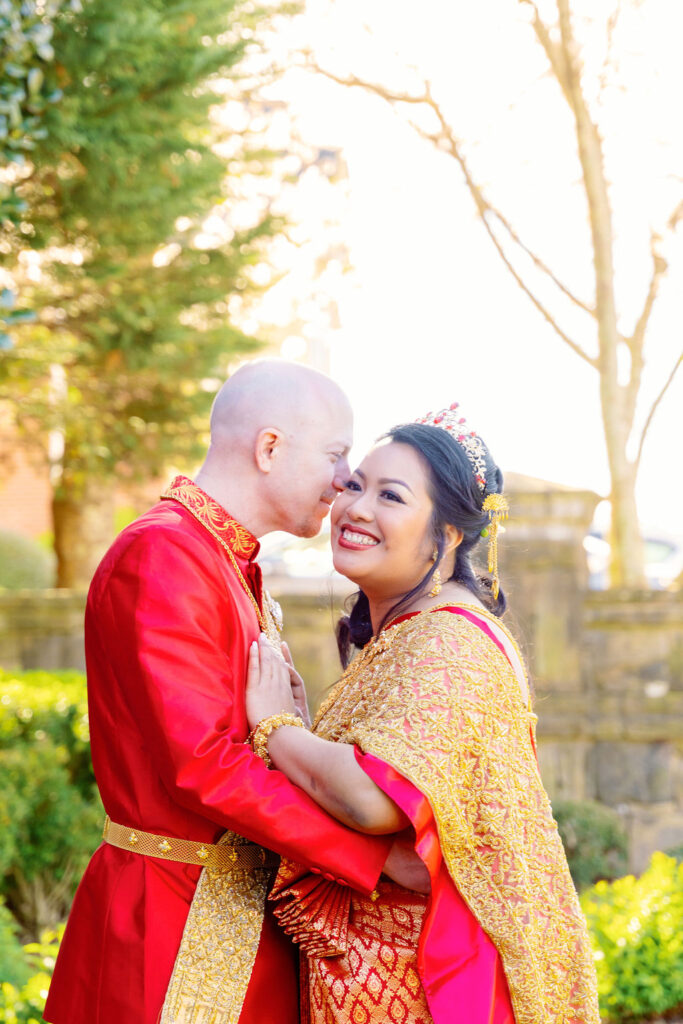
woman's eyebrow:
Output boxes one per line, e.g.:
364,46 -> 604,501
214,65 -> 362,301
379,477 -> 415,494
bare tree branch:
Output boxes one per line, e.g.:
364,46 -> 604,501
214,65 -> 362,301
634,351 -> 683,475
486,196 -> 594,316
310,58 -> 598,367
628,239 -> 668,358
597,1 -> 623,97
521,1 -> 572,99
309,57 -> 594,314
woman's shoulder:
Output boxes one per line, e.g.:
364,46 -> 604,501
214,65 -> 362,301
388,606 -> 529,705
386,606 -> 493,661
391,604 -> 502,641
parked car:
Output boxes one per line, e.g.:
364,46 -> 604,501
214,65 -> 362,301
584,530 -> 683,589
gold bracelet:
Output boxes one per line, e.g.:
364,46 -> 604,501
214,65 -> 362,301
252,712 -> 306,768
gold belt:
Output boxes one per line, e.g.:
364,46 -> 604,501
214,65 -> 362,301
102,815 -> 278,872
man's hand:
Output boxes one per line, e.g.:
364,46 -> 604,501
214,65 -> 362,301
382,836 -> 430,894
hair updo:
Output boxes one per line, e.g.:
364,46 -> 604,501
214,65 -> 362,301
336,422 -> 507,667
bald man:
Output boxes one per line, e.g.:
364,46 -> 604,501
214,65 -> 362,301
44,362 -> 404,1024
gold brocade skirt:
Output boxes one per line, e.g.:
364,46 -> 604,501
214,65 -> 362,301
304,880 -> 433,1024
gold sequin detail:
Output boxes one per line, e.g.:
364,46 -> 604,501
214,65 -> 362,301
160,832 -> 271,1024
314,609 -> 600,1024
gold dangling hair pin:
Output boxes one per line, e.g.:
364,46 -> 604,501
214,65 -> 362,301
481,494 -> 509,600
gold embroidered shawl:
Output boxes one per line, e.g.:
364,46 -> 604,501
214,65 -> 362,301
312,609 -> 600,1024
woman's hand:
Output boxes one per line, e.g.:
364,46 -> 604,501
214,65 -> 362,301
246,634 -> 298,731
282,641 -> 311,729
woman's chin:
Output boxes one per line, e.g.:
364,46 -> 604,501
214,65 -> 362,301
332,550 -> 371,586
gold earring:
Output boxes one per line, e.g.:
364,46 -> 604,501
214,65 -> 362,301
429,567 -> 442,598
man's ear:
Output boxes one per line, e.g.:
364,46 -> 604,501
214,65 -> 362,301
444,524 -> 464,558
254,428 -> 283,473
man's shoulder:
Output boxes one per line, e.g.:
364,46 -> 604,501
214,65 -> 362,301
91,500 -> 218,587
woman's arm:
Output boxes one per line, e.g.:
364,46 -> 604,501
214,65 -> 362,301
246,636 -> 408,835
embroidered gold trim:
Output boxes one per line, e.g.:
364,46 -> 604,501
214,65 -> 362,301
160,832 -> 271,1024
161,476 -> 282,646
162,475 -> 258,558
314,609 -> 600,1024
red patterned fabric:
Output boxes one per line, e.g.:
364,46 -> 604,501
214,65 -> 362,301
305,880 -> 432,1024
44,478 -> 390,1024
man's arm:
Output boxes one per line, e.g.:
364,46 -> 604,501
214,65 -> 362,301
95,527 -> 391,891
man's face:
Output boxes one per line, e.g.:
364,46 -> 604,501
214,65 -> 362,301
268,396 -> 353,538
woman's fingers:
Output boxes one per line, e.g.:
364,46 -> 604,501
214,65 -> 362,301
256,634 -> 297,713
246,640 -> 260,687
281,641 -> 294,667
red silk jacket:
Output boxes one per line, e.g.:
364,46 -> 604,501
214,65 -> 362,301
44,477 -> 389,1024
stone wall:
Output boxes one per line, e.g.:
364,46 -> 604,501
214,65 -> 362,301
1,479 -> 681,871
0,589 -> 86,671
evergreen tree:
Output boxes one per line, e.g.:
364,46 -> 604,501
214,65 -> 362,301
0,0 -> 289,585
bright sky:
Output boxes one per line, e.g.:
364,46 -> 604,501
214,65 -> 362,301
262,0 -> 683,535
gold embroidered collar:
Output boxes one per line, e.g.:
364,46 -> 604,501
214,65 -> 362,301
161,475 -> 259,561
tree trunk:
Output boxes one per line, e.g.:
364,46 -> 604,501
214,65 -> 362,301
53,476 -> 116,589
601,391 -> 644,587
554,0 -> 646,587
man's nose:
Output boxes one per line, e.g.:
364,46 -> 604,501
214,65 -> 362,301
332,456 -> 351,492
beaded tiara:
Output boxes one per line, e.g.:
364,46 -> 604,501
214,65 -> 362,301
415,402 -> 509,597
415,402 -> 488,491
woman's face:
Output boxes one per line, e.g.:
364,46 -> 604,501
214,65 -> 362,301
331,440 -> 435,598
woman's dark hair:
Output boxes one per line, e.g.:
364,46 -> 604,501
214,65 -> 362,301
336,422 -> 507,667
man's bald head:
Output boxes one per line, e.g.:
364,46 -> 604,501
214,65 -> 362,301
209,360 -> 350,452
196,359 -> 354,537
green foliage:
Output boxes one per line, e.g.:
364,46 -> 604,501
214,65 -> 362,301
0,530 -> 55,589
0,0 -> 289,507
0,669 -> 101,936
0,923 -> 62,1023
0,901 -> 29,989
553,799 -> 629,891
0,0 -> 78,227
582,852 -> 683,1021
0,289 -> 34,352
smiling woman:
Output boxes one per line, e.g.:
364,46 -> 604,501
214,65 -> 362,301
245,410 -> 600,1024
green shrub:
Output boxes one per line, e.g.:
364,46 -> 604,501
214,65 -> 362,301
0,533 -> 55,590
0,670 -> 102,938
664,843 -> 683,863
0,925 -> 62,1024
553,799 -> 629,891
0,668 -> 93,794
0,902 -> 29,989
581,852 -> 683,1021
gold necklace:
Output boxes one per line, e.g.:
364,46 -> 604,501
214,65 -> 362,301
163,493 -> 281,645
